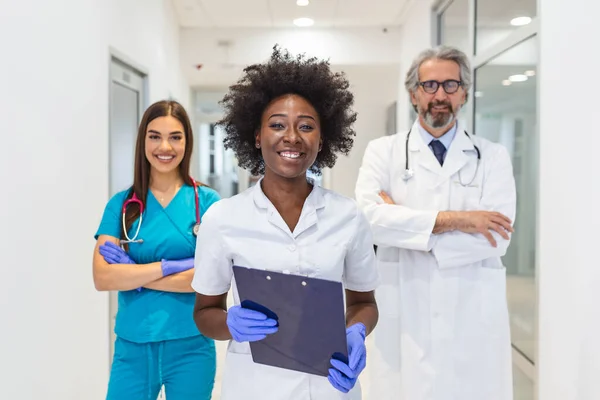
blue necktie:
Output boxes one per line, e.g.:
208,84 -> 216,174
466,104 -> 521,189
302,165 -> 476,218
429,140 -> 446,166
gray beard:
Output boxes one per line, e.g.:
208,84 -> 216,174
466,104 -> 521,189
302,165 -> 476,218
419,105 -> 459,130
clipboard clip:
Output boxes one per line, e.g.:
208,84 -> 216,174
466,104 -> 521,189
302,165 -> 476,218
265,273 -> 308,286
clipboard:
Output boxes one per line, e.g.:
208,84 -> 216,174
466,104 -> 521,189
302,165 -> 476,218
232,265 -> 348,377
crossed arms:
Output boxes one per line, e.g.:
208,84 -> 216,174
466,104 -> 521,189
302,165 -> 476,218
92,235 -> 195,293
355,139 -> 516,269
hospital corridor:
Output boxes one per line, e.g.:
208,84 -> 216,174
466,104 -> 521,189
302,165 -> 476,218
1,0 -> 599,399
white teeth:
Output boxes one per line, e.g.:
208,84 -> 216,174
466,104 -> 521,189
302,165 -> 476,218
280,152 -> 301,159
157,155 -> 174,160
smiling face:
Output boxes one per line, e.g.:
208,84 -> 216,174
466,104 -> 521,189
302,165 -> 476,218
411,58 -> 467,134
256,94 -> 322,180
144,115 -> 186,176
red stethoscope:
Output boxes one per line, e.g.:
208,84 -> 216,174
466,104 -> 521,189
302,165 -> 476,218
120,177 -> 201,244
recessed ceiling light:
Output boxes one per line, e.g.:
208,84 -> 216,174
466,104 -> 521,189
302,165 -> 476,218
525,70 -> 536,76
474,91 -> 483,98
509,74 -> 528,82
293,17 -> 314,27
296,0 -> 310,6
502,80 -> 512,86
510,16 -> 532,26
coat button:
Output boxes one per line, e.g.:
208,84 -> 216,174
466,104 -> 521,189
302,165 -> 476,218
288,245 -> 296,252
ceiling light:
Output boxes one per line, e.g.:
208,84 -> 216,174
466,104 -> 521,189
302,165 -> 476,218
474,91 -> 483,98
296,0 -> 310,5
502,80 -> 512,86
510,16 -> 532,26
293,17 -> 314,27
525,70 -> 536,76
509,74 -> 528,82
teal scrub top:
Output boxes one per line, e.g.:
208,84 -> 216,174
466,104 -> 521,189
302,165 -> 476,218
95,184 -> 221,343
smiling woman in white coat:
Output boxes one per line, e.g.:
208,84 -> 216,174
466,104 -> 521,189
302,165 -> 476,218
355,45 -> 517,400
191,46 -> 380,400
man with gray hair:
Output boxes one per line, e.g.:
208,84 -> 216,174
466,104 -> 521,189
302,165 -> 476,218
355,46 -> 516,400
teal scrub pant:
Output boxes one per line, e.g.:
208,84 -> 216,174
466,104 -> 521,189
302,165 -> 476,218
106,335 -> 216,400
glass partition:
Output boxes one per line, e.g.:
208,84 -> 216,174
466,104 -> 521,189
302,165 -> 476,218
437,0 -> 539,395
438,0 -> 470,54
475,0 -> 536,54
474,36 -> 538,364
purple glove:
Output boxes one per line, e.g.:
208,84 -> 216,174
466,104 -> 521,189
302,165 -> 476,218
99,241 -> 142,292
99,242 -> 134,265
226,305 -> 279,343
161,257 -> 194,277
328,323 -> 367,393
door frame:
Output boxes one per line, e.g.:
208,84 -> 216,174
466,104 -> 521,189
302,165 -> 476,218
106,49 -> 149,370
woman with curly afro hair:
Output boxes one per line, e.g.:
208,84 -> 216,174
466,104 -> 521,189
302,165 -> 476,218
191,46 -> 380,400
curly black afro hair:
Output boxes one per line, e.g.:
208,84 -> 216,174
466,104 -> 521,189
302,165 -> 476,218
218,45 -> 357,176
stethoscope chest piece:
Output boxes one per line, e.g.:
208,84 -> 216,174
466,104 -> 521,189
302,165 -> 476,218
401,169 -> 414,181
192,223 -> 201,236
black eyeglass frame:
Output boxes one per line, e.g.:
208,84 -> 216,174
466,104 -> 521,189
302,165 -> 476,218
418,79 -> 463,94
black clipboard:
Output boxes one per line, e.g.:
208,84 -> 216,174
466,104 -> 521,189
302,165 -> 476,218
232,265 -> 348,377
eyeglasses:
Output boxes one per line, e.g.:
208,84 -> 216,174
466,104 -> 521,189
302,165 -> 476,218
419,80 -> 463,94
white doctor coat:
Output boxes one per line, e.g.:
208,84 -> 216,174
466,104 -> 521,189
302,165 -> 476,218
192,179 -> 380,400
355,119 -> 516,400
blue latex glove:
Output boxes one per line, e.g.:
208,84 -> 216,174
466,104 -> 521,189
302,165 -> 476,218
226,305 -> 279,343
328,323 -> 367,393
161,257 -> 194,277
99,242 -> 142,292
99,241 -> 134,265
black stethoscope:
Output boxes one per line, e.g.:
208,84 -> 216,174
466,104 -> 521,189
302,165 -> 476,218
402,128 -> 481,186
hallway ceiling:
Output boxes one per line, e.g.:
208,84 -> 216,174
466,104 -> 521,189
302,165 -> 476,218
172,0 -> 412,28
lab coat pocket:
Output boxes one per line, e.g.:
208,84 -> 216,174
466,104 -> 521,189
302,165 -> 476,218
377,248 -> 400,284
459,185 -> 483,210
478,266 -> 510,335
302,243 -> 346,281
375,247 -> 400,318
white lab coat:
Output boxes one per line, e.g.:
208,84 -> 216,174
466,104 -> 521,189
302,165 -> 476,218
355,119 -> 516,400
192,179 -> 380,400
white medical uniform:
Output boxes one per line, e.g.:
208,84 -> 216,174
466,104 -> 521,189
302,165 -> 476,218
355,119 -> 516,400
192,178 -> 380,400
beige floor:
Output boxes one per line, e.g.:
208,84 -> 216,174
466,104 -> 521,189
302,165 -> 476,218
507,274 -> 536,399
507,274 -> 536,362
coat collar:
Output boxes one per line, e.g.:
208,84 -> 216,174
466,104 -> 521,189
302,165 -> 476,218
407,118 -> 476,178
252,177 -> 325,238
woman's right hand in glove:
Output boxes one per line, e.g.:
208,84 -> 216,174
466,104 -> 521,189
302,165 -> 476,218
226,305 -> 279,342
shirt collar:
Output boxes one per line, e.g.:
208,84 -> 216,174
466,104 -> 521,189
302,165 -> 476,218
418,119 -> 458,149
252,176 -> 325,211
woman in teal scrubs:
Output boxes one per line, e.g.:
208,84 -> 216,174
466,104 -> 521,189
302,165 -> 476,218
92,100 -> 220,400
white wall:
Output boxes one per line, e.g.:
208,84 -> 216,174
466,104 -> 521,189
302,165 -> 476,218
327,65 -> 399,198
396,0 -> 435,132
109,0 -> 190,107
0,1 -> 188,398
537,0 -> 600,399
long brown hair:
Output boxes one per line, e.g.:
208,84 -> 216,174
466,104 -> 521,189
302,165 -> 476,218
121,100 -> 197,243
